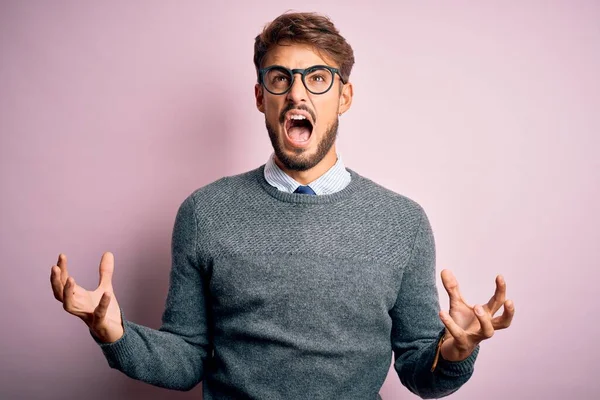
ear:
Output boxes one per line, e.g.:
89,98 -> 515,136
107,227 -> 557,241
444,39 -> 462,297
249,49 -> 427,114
255,83 -> 265,114
338,81 -> 353,116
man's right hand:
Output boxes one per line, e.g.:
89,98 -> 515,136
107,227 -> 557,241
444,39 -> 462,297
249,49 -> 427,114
50,251 -> 124,343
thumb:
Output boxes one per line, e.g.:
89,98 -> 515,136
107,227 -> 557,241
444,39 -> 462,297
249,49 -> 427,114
98,251 -> 115,289
93,291 -> 112,327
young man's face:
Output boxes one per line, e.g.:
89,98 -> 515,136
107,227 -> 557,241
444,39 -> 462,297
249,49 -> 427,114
255,42 -> 353,172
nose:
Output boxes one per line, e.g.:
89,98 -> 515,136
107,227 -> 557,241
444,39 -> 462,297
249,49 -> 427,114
285,72 -> 308,103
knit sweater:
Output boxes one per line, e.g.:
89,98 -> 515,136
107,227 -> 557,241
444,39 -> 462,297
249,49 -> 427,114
93,165 -> 478,399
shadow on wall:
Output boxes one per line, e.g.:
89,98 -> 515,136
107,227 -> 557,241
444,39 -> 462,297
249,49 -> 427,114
110,86 -> 234,399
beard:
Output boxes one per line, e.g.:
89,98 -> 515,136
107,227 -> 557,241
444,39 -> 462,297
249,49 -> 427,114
265,117 -> 339,171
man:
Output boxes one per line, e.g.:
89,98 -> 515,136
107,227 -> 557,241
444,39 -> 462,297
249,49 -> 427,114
50,11 -> 514,399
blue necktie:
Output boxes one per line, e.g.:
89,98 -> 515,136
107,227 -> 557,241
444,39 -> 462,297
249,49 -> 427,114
294,185 -> 316,195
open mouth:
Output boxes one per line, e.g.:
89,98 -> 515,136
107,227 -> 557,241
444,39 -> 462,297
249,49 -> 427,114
284,113 -> 314,145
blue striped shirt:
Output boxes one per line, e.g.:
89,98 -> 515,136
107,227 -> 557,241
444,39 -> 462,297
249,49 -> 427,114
264,152 -> 351,195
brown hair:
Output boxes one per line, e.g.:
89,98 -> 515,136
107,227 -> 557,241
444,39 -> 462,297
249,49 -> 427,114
253,11 -> 355,83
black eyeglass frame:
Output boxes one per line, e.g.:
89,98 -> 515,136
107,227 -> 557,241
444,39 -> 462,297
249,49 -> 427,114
258,64 -> 347,95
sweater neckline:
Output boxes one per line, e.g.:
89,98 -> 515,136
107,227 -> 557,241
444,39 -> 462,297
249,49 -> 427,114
256,164 -> 364,204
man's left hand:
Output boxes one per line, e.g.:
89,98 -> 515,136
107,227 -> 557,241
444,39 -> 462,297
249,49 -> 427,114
438,269 -> 515,362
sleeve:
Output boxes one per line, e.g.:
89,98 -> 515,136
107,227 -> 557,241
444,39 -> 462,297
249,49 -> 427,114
391,207 -> 479,399
90,194 -> 211,391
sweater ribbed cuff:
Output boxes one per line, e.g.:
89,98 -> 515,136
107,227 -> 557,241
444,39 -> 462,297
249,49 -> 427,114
89,306 -> 134,369
436,341 -> 480,377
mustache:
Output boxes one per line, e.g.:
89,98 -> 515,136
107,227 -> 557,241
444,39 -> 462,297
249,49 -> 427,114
278,103 -> 316,125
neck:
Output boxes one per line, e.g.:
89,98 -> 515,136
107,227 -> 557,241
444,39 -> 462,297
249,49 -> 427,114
274,147 -> 338,185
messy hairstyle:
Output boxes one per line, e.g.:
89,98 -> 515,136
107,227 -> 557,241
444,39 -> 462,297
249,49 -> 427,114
253,11 -> 355,83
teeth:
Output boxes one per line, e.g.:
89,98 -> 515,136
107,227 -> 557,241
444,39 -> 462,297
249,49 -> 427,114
290,115 -> 306,120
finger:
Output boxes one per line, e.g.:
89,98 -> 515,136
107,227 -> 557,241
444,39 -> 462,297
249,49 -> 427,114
93,292 -> 111,326
98,252 -> 115,289
50,265 -> 64,301
492,299 -> 515,330
439,310 -> 466,343
473,304 -> 494,339
485,275 -> 507,315
62,277 -> 76,313
441,269 -> 467,307
57,253 -> 69,286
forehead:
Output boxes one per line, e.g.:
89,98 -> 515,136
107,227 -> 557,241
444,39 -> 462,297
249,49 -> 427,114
262,42 -> 337,69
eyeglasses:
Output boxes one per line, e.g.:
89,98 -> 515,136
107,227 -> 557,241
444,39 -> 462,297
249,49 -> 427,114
258,65 -> 346,95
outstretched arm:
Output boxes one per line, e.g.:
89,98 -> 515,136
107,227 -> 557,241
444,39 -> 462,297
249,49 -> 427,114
391,208 -> 514,399
93,194 -> 210,391
52,194 -> 210,391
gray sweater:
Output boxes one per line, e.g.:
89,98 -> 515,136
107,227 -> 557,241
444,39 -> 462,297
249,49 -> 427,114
93,165 -> 478,399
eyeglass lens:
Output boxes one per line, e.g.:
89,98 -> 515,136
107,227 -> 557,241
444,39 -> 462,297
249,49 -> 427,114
264,67 -> 333,94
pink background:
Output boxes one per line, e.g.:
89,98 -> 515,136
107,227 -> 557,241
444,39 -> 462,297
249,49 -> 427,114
1,1 -> 598,399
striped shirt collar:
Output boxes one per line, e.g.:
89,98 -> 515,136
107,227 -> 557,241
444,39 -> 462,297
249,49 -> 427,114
264,152 -> 352,195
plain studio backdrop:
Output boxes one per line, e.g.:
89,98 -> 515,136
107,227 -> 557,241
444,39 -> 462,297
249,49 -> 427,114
1,1 -> 598,399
